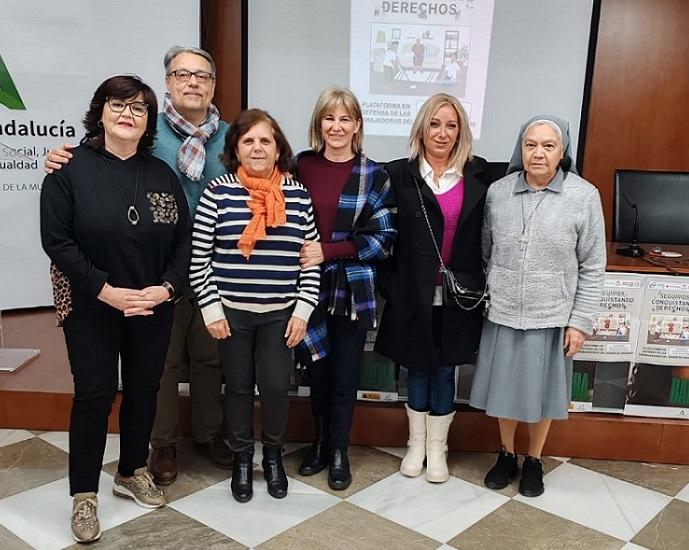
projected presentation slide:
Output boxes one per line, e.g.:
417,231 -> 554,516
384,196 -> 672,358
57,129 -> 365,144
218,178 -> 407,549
249,0 -> 593,162
350,0 -> 494,137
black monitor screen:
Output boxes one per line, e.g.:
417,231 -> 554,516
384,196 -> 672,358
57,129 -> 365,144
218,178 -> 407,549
613,170 -> 689,245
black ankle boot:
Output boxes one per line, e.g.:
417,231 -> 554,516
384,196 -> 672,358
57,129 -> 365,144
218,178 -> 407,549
484,447 -> 518,490
231,450 -> 254,503
328,448 -> 352,491
519,456 -> 544,497
262,446 -> 288,499
299,416 -> 330,476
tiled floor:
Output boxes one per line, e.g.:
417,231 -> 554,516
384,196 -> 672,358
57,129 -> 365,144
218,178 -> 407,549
1,429 -> 688,549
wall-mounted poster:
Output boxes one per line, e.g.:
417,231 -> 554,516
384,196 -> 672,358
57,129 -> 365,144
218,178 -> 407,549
635,275 -> 689,365
575,273 -> 644,363
0,0 -> 199,309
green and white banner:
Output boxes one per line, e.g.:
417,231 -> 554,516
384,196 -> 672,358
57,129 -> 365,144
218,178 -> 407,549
0,1 -> 199,309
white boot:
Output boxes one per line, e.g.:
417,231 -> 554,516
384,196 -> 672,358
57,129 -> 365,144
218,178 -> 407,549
425,411 -> 455,483
400,405 -> 428,477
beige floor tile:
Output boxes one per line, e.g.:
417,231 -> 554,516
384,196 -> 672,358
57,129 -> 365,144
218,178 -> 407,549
282,445 -> 401,498
0,437 -> 68,499
447,451 -> 564,497
448,499 -> 625,550
258,501 -> 439,550
0,524 -> 33,550
62,506 -> 245,550
570,458 -> 689,497
632,499 -> 689,550
102,438 -> 232,503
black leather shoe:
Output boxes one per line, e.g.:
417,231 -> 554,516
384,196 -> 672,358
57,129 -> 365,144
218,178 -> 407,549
299,416 -> 329,476
230,450 -> 254,503
196,436 -> 233,470
262,447 -> 288,499
484,448 -> 518,490
328,448 -> 352,491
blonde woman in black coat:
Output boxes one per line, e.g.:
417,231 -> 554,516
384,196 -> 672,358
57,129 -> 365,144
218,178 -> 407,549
376,93 -> 488,483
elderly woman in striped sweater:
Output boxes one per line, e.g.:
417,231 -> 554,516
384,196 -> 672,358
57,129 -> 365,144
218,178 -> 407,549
189,109 -> 320,503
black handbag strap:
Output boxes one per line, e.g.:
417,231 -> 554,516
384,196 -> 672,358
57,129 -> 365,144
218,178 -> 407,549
412,177 -> 448,270
412,177 -> 488,311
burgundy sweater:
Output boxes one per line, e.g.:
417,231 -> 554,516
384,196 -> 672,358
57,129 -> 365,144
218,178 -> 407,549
297,153 -> 358,261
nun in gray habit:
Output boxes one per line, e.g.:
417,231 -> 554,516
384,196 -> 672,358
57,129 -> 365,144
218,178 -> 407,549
469,115 -> 606,497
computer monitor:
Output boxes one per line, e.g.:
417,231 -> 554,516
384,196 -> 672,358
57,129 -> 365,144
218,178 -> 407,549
613,170 -> 689,245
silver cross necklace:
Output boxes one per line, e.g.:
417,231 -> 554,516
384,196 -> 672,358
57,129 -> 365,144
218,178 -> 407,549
519,190 -> 547,251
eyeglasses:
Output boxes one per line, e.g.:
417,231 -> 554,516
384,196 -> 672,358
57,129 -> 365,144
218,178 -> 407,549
167,69 -> 215,84
107,98 -> 149,117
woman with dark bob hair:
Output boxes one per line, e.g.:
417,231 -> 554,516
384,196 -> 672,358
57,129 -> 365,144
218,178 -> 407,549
40,75 -> 190,543
189,109 -> 320,503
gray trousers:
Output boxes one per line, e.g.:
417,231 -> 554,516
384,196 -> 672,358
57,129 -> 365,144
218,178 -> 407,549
150,288 -> 224,447
219,306 -> 293,453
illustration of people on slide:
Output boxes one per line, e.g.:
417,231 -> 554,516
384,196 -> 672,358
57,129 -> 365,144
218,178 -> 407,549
412,38 -> 425,73
367,23 -> 469,97
383,40 -> 400,88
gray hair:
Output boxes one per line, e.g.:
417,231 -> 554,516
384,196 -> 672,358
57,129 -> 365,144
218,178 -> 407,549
164,46 -> 216,76
522,119 -> 563,145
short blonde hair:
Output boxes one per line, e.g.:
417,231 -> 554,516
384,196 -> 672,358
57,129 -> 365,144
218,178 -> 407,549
308,87 -> 363,154
409,93 -> 473,172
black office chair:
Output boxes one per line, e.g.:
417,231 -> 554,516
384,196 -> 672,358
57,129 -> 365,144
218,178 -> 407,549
613,170 -> 689,245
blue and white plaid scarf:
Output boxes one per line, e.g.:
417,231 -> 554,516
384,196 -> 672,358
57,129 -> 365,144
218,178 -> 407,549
296,153 -> 397,364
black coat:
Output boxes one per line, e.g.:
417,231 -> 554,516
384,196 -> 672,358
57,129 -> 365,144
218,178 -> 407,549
375,156 -> 488,374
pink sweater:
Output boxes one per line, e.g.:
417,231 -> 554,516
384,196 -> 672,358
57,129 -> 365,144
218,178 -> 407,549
435,178 -> 464,281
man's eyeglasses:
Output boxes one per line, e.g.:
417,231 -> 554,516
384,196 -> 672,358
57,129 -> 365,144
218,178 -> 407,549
167,69 -> 215,84
107,98 -> 149,117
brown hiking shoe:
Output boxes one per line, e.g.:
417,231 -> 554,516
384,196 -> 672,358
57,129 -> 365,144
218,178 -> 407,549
71,492 -> 101,543
113,467 -> 166,508
150,445 -> 177,485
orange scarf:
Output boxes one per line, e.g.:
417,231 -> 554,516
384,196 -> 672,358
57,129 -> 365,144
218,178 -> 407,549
236,166 -> 286,258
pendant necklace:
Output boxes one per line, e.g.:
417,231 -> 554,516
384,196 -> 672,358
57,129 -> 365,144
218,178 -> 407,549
518,190 -> 547,251
102,155 -> 141,226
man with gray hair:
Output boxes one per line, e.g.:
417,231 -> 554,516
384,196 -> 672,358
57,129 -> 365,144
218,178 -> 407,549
45,46 -> 232,485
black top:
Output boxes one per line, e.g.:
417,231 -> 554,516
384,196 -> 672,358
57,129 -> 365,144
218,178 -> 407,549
40,144 -> 191,310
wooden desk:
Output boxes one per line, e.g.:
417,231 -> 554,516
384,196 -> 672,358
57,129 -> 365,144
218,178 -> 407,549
607,242 -> 689,274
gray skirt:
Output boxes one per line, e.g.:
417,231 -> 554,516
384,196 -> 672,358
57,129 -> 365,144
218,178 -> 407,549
469,319 -> 572,422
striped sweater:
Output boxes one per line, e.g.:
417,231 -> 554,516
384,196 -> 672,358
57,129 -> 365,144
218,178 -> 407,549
190,172 -> 321,326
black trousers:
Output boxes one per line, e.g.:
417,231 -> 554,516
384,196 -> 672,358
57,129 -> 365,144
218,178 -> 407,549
218,307 -> 293,453
309,314 -> 368,449
63,302 -> 173,495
